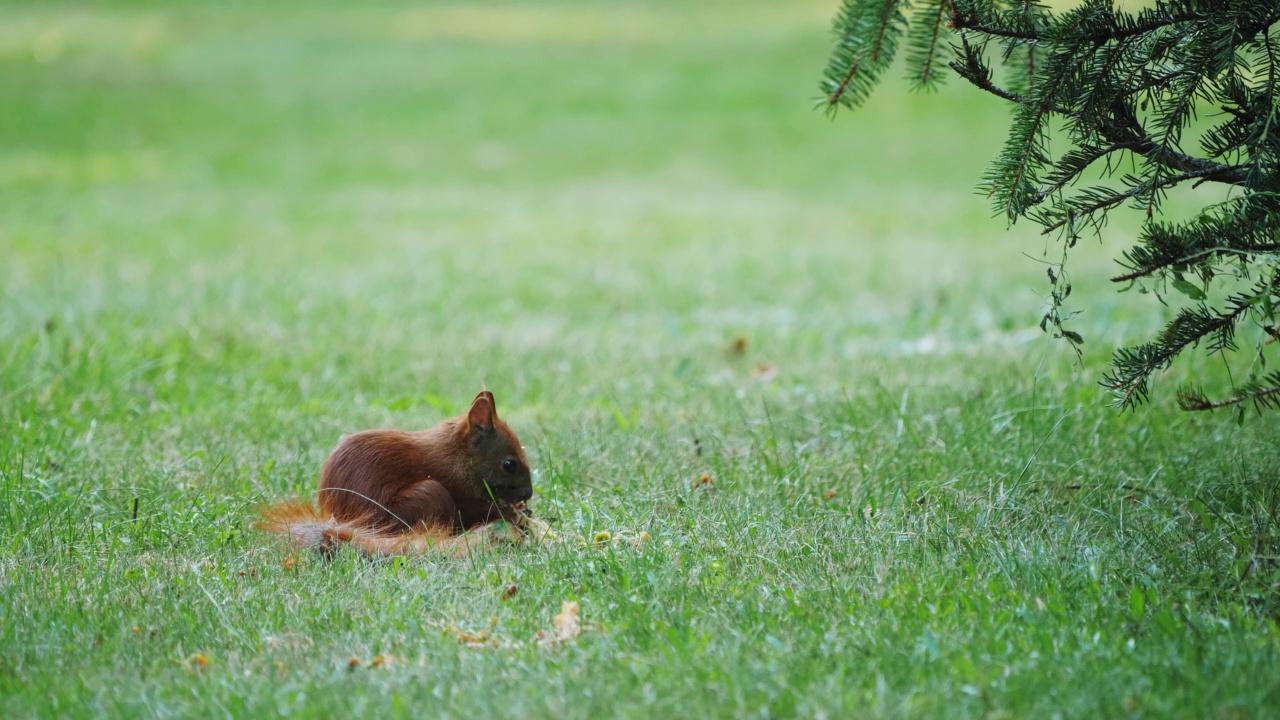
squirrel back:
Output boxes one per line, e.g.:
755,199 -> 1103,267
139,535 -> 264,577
259,391 -> 548,557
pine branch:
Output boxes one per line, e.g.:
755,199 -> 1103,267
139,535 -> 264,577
1135,12 -> 1225,215
1023,0 -> 1040,93
947,37 -> 1025,104
1112,243 -> 1280,283
1094,106 -> 1250,185
828,60 -> 863,108
869,0 -> 897,62
1178,371 -> 1280,413
1040,164 -> 1247,236
949,8 -> 1038,40
821,0 -> 911,111
907,0 -> 953,90
1038,141 -> 1125,197
1244,30 -> 1279,187
994,102 -> 1052,218
949,40 -> 1250,190
1112,193 -> 1280,282
1104,273 -> 1280,409
1072,33 -> 1136,146
952,2 -> 1280,47
822,0 -> 1280,414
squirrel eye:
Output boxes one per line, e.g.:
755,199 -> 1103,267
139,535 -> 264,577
502,458 -> 519,474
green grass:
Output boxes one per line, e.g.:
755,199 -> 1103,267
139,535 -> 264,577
2,1 -> 1279,717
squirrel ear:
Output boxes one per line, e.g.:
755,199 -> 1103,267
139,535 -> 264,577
467,390 -> 497,432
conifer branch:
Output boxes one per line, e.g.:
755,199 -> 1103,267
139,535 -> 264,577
828,61 -> 863,107
1038,141 -> 1124,197
870,0 -> 897,62
821,0 -> 911,112
1111,193 -> 1280,282
1110,243 -> 1280,283
1040,165 -> 1246,236
1096,109 -> 1250,186
908,0 -> 952,89
951,43 -> 1249,189
1103,273 -> 1280,410
822,0 -> 1280,414
949,11 -> 1038,41
951,4 -> 1280,47
1178,372 -> 1280,413
948,47 -> 1024,104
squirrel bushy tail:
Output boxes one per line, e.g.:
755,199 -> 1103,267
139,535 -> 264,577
257,501 -> 550,557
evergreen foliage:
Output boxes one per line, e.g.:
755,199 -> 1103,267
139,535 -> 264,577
821,0 -> 1280,418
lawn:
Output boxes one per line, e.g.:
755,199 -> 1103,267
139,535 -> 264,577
1,1 -> 1278,717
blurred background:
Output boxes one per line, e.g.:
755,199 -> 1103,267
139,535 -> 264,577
1,0 -> 1162,455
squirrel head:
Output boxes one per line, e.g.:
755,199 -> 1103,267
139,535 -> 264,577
458,390 -> 533,505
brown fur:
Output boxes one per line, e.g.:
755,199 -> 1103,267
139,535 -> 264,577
259,391 -> 540,557
256,500 -> 545,557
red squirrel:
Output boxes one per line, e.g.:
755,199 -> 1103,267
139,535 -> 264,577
260,390 -> 547,556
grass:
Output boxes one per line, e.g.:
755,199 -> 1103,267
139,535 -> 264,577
2,1 -> 1278,717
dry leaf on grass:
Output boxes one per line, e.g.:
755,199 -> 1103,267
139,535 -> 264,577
751,364 -> 778,382
436,601 -> 589,652
535,601 -> 582,647
554,601 -> 581,642
442,625 -> 517,650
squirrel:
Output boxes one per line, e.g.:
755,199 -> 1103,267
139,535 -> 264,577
259,390 -> 550,556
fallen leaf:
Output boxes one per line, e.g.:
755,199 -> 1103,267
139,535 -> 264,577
751,364 -> 778,382
553,601 -> 581,643
446,625 -> 489,647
